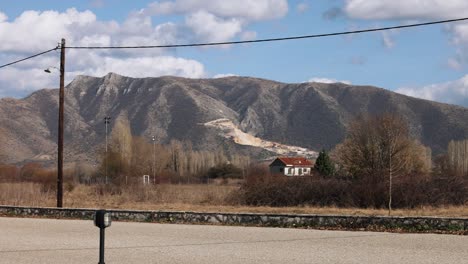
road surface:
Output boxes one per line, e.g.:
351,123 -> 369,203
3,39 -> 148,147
0,217 -> 466,263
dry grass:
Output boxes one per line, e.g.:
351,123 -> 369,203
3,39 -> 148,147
0,183 -> 55,207
64,184 -> 234,209
0,183 -> 467,217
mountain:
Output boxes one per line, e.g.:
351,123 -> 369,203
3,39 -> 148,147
1,73 -> 467,164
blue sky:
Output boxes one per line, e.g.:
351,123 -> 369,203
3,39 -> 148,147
0,0 -> 467,107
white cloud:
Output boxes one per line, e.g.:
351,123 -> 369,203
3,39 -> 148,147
0,51 -> 205,98
396,75 -> 468,107
138,0 -> 288,44
213,73 -> 237,78
0,12 -> 8,22
0,67 -> 55,98
0,8 -> 98,52
0,8 -> 208,98
0,2 -> 289,98
382,31 -> 395,49
449,23 -> 468,59
344,1 -> 468,68
90,56 -> 205,78
185,11 -> 242,42
308,78 -> 352,85
344,0 -> 468,20
142,0 -> 288,21
241,31 -> 257,41
0,7 -> 247,53
296,2 -> 309,13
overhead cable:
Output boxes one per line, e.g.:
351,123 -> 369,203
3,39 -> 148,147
0,47 -> 58,69
66,17 -> 468,49
1,17 -> 468,69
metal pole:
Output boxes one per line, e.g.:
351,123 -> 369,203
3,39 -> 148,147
105,121 -> 108,153
104,116 -> 110,184
152,136 -> 156,184
99,228 -> 105,264
105,119 -> 108,185
57,38 -> 65,208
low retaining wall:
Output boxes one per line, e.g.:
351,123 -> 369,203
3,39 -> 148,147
0,206 -> 466,234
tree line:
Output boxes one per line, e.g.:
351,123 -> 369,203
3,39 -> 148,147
239,113 -> 467,211
94,117 -> 251,184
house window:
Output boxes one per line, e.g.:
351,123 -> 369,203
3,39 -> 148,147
280,168 -> 284,173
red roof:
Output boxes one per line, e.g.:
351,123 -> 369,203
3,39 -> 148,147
276,157 -> 313,166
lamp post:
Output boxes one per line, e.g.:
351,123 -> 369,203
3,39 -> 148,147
44,38 -> 65,208
104,116 -> 111,184
152,136 -> 156,184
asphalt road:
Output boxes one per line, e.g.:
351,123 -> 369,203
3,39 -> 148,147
0,217 -> 467,264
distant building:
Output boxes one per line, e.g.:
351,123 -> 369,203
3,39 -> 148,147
269,157 -> 313,176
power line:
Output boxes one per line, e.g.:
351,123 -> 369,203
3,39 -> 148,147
66,17 -> 468,49
1,17 -> 467,69
0,47 -> 58,69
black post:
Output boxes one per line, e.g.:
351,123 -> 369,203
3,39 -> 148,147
99,227 -> 105,264
94,209 -> 111,264
57,38 -> 65,208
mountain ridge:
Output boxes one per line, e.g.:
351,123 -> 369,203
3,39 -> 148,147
0,73 -> 467,164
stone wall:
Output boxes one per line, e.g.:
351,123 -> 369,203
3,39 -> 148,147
0,206 -> 466,234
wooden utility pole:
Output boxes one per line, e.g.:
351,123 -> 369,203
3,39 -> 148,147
57,38 -> 65,208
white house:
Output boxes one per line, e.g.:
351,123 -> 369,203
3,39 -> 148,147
269,157 -> 313,176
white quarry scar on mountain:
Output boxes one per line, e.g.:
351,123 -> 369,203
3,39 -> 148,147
204,119 -> 317,157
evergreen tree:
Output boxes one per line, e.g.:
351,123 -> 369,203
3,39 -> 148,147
314,149 -> 335,176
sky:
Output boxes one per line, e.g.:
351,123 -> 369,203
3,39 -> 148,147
0,0 -> 467,107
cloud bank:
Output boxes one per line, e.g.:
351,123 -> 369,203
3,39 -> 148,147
0,2 -> 289,98
396,75 -> 468,107
308,77 -> 352,85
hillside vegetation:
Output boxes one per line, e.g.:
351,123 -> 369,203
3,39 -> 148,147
0,74 -> 467,163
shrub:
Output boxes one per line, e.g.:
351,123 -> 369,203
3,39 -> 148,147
237,170 -> 467,208
205,163 -> 243,180
314,150 -> 335,177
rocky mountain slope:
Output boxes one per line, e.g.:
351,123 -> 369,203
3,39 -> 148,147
1,73 -> 467,164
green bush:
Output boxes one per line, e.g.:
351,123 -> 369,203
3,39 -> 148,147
314,150 -> 335,177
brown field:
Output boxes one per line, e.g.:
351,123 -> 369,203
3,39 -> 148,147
0,182 -> 467,217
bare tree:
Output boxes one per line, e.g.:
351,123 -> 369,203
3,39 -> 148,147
111,116 -> 133,175
448,139 -> 468,177
337,113 -> 431,214
130,136 -> 153,180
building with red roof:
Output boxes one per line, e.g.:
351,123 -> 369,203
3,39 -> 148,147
269,157 -> 314,176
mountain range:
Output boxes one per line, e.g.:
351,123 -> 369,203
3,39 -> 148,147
0,73 -> 467,164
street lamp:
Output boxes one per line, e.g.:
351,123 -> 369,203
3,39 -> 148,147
44,66 -> 59,73
44,38 -> 66,208
104,116 -> 111,184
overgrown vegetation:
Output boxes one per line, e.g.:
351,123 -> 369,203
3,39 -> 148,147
0,113 -> 466,214
238,114 -> 467,210
237,168 -> 466,208
92,117 -> 251,185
